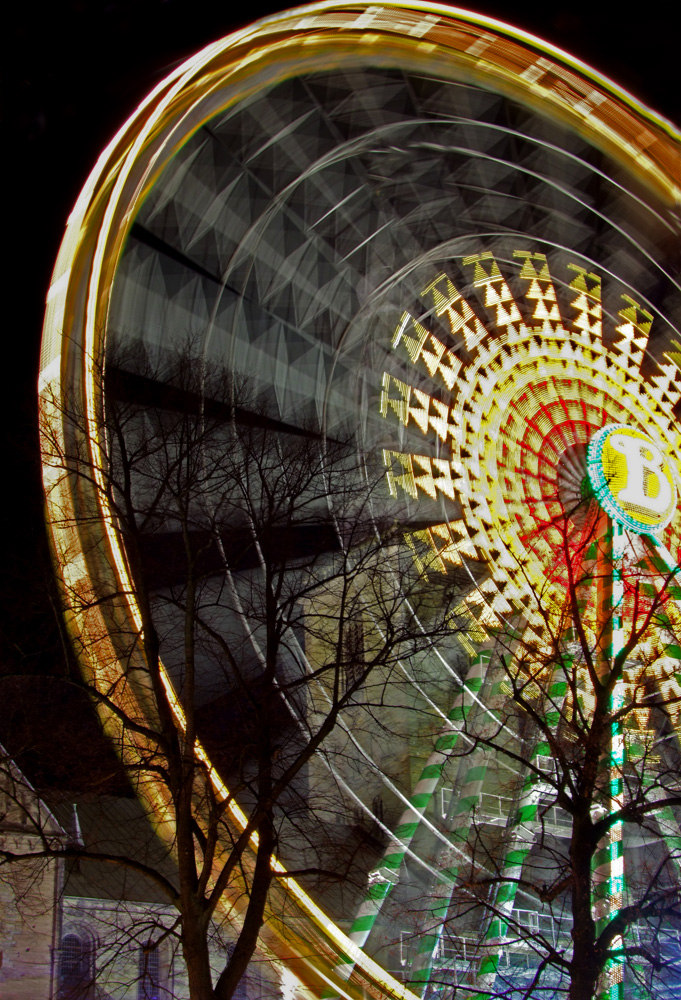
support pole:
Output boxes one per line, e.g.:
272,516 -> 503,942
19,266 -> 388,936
324,650 -> 491,996
593,516 -> 625,1000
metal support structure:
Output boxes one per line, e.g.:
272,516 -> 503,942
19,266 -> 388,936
593,517 -> 626,1000
469,668 -> 569,999
325,651 -> 492,996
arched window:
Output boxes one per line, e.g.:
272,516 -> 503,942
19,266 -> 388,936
138,944 -> 161,1000
58,933 -> 94,999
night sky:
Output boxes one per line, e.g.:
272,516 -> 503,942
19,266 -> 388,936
4,0 -> 680,784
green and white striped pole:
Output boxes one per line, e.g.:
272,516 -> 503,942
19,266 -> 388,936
407,745 -> 495,995
585,424 -> 680,999
629,538 -> 681,999
468,669 -> 569,999
324,650 -> 492,995
592,517 -> 626,1000
408,657 -> 526,995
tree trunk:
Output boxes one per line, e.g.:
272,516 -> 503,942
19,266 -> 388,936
181,899 -> 215,1000
214,715 -> 276,1000
214,812 -> 275,1000
569,811 -> 600,1000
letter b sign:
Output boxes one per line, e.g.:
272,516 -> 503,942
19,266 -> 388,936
587,424 -> 677,534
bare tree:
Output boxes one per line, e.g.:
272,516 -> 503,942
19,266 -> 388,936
28,343 -> 463,1000
15,341 -> 681,1000
404,497 -> 681,1000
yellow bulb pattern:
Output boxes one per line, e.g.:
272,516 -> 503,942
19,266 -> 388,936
381,251 -> 681,660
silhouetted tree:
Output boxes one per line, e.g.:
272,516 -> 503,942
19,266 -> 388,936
26,343 -> 464,1000
412,500 -> 681,1000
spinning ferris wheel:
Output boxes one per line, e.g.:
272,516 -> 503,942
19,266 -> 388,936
39,4 -> 681,1000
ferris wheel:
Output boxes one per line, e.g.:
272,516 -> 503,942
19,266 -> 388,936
39,4 -> 681,1000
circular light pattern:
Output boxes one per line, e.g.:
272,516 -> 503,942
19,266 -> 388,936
587,423 -> 677,533
376,250 -> 681,999
381,253 -> 681,630
38,4 -> 681,999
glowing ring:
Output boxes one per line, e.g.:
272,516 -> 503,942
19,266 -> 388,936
38,3 -> 681,998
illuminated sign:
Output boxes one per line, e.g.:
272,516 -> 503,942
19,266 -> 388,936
587,424 -> 677,533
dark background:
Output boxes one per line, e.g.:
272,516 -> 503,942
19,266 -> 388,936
4,0 -> 680,786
